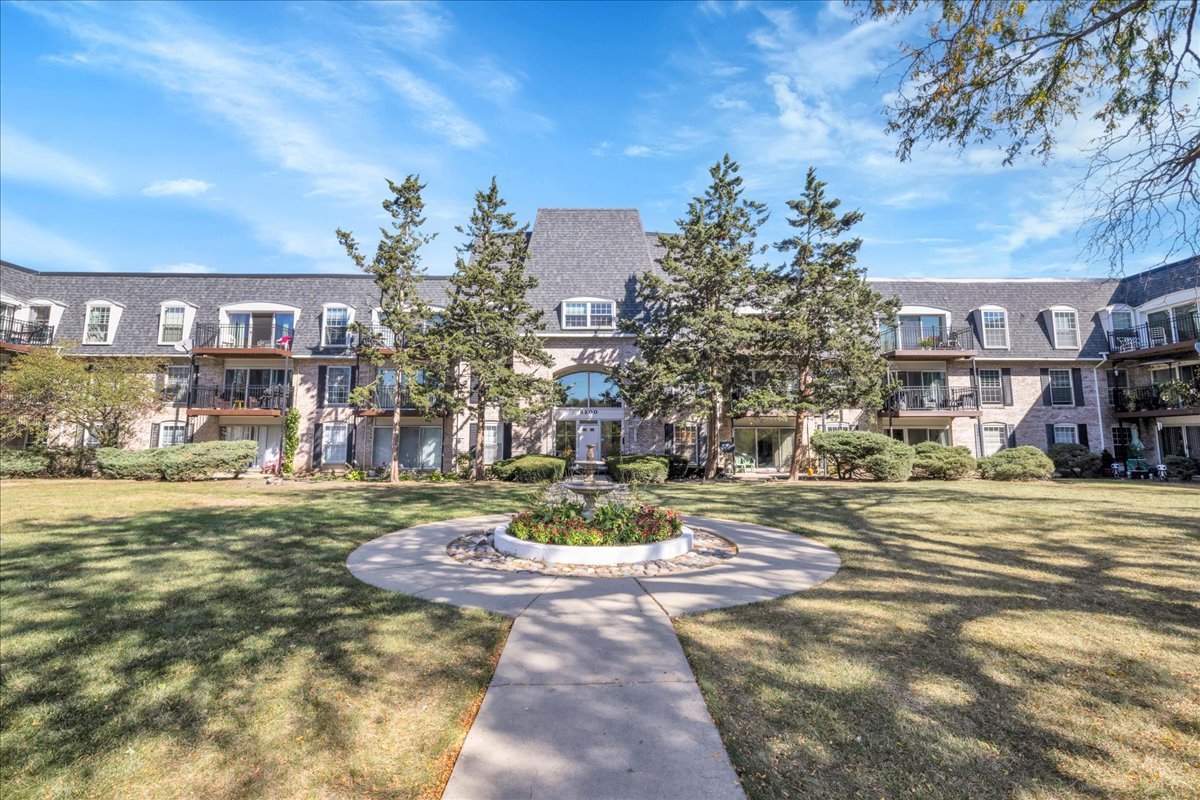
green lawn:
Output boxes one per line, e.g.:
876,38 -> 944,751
2,479 -> 1197,799
0,479 -> 533,800
639,480 -> 1200,800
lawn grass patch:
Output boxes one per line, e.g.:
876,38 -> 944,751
0,479 -> 531,800
640,480 -> 1200,800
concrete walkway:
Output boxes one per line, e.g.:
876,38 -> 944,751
347,515 -> 840,800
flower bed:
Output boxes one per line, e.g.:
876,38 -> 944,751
507,501 -> 683,547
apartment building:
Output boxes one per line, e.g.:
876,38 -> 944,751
2,209 -> 1197,472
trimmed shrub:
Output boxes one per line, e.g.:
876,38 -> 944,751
489,454 -> 567,483
912,441 -> 977,480
605,454 -> 669,484
812,430 -> 915,481
0,449 -> 50,478
1164,455 -> 1199,480
978,446 -> 1055,481
1047,443 -> 1103,478
159,440 -> 258,481
665,454 -> 691,480
95,440 -> 258,481
508,501 -> 683,546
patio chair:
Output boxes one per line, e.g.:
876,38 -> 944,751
734,454 -> 754,474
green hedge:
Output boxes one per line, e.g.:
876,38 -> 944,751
912,441 -> 977,480
604,454 -> 670,483
95,440 -> 259,481
978,446 -> 1055,481
489,454 -> 567,483
812,430 -> 915,482
1047,443 -> 1103,478
0,449 -> 50,478
1164,455 -> 1199,480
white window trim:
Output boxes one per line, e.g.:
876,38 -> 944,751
896,305 -> 953,328
978,305 -> 1010,349
217,302 -> 301,327
981,423 -> 1008,456
1104,304 -> 1134,333
157,300 -> 198,346
321,303 -> 355,346
322,422 -> 350,464
83,300 -> 125,345
1047,305 -> 1080,349
978,368 -> 1003,405
325,365 -> 352,405
561,297 -> 617,330
158,421 -> 188,447
25,298 -> 67,329
1048,368 -> 1075,406
1053,423 -> 1079,445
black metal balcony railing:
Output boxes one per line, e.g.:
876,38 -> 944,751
358,325 -> 398,349
885,385 -> 980,413
1111,381 -> 1200,413
160,381 -> 190,406
1,319 -> 55,347
190,382 -> 293,411
880,324 -> 975,352
353,384 -> 417,412
194,323 -> 294,351
1108,312 -> 1200,353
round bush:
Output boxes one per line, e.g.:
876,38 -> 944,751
604,455 -> 669,484
912,442 -> 977,480
1047,443 -> 1102,478
978,446 -> 1055,481
812,430 -> 914,481
490,454 -> 567,483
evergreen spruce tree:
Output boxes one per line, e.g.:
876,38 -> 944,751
764,168 -> 900,481
615,154 -> 768,479
424,178 -> 561,480
337,175 -> 436,481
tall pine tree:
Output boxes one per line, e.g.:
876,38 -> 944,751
616,154 -> 768,479
423,178 -> 561,479
336,176 -> 437,481
763,168 -> 899,480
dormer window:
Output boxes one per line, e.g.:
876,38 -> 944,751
979,306 -> 1009,349
84,300 -> 124,345
323,305 -> 353,346
1050,306 -> 1080,349
158,300 -> 197,345
562,298 -> 616,330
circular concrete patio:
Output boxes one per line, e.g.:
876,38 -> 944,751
347,514 -> 841,617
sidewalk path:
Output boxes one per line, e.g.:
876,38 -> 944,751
348,515 -> 840,800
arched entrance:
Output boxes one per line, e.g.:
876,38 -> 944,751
552,370 -> 623,461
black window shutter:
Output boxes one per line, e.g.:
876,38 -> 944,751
1078,424 -> 1089,448
316,366 -> 327,408
149,423 -> 160,449
1045,423 -> 1055,449
1039,368 -> 1051,406
186,418 -> 196,443
1006,423 -> 1016,448
346,424 -> 356,466
1001,368 -> 1014,406
468,422 -> 478,457
1071,368 -> 1085,406
312,424 -> 323,468
502,423 -> 513,459
664,423 -> 675,454
974,423 -> 983,456
349,366 -> 358,390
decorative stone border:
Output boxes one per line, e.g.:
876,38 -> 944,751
493,523 -> 694,565
446,526 -> 737,578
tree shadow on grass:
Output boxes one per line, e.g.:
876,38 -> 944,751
0,482 -> 531,798
647,481 -> 1200,799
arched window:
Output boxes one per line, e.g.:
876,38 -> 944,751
557,371 -> 621,408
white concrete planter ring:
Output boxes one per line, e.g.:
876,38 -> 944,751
492,523 -> 694,565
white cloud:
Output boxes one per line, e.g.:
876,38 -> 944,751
379,67 -> 486,149
0,126 -> 110,194
624,144 -> 653,157
590,141 -> 612,156
148,262 -> 213,273
0,208 -> 108,270
142,178 -> 213,197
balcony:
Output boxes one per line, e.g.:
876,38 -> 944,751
882,385 -> 980,417
193,322 -> 294,356
1112,380 -> 1200,419
188,382 -> 293,416
879,324 -> 976,359
0,319 -> 55,352
352,384 -> 422,416
1108,312 -> 1200,361
356,325 -> 398,354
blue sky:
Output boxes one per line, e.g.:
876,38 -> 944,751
0,0 -> 1145,278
